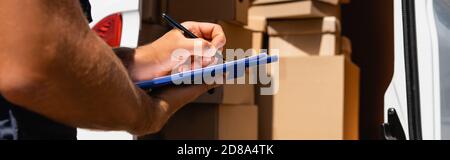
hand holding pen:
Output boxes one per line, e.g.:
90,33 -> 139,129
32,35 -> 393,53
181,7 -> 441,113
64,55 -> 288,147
162,13 -> 226,62
162,14 -> 226,94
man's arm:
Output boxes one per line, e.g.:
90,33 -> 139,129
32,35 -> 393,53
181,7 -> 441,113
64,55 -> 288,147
0,0 -> 213,135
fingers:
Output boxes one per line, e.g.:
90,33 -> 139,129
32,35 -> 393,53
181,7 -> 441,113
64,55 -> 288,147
176,56 -> 217,73
209,27 -> 226,50
178,38 -> 217,57
177,59 -> 201,72
180,21 -> 203,37
181,21 -> 226,49
169,22 -> 225,73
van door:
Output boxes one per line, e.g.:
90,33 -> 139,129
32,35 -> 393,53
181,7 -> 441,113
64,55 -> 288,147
384,0 -> 450,140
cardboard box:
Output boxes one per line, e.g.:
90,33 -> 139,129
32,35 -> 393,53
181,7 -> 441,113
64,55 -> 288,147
194,84 -> 255,105
141,0 -> 161,23
267,17 -> 341,57
246,1 -> 340,31
163,0 -> 251,25
267,17 -> 341,36
138,24 -> 169,45
245,16 -> 267,32
252,0 -> 350,6
219,21 -> 265,53
219,21 -> 265,59
269,33 -> 340,57
257,55 -> 360,140
160,104 -> 258,140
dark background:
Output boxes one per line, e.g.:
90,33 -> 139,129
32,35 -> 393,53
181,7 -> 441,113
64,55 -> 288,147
342,0 -> 395,140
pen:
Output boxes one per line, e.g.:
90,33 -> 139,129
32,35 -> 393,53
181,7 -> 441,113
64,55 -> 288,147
162,13 -> 225,61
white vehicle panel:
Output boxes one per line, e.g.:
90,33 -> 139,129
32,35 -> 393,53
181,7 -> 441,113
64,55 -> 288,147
414,0 -> 441,140
121,11 -> 141,48
385,0 -> 447,140
384,0 -> 410,139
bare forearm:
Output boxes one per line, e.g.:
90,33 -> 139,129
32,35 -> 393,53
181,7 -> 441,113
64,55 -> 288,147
0,0 -> 157,134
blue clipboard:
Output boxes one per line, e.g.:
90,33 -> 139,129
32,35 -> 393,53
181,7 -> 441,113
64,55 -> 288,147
136,53 -> 279,90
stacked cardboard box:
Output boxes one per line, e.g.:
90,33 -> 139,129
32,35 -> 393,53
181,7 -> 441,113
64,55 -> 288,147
139,0 -> 360,140
245,0 -> 360,140
246,0 -> 343,31
257,55 -> 359,140
268,17 -> 341,57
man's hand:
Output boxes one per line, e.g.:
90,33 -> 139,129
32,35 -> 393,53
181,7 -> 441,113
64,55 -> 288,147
130,22 -> 227,82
